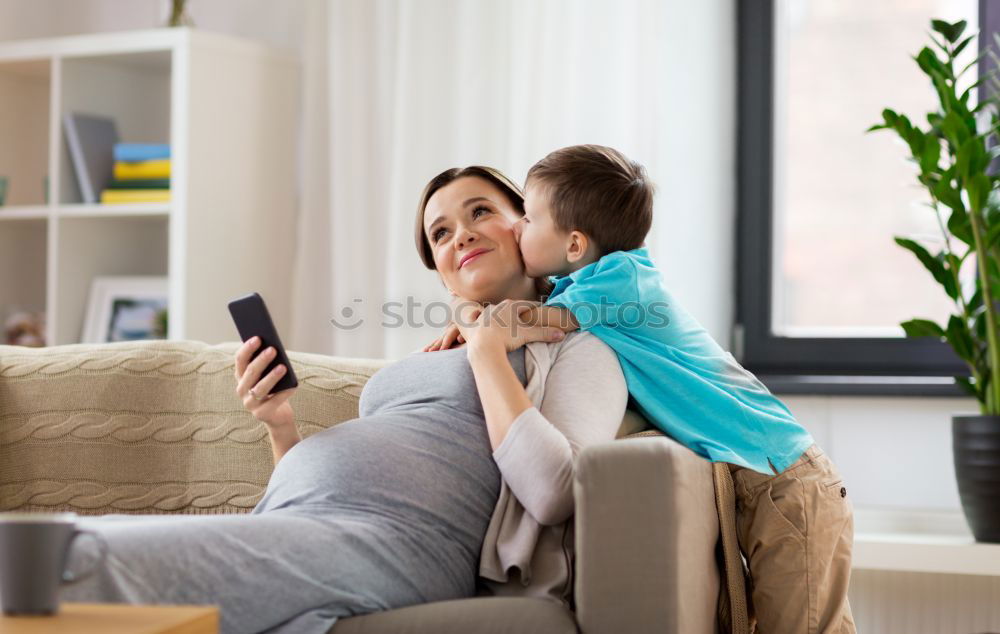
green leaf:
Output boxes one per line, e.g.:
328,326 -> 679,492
956,136 -> 987,182
901,318 -> 946,339
959,77 -> 984,105
946,314 -> 975,362
894,237 -> 958,298
933,252 -> 960,299
975,307 -> 988,340
969,285 -> 983,311
942,110 -> 970,149
955,375 -> 979,398
934,173 -> 965,212
931,19 -> 967,44
916,47 -> 953,83
947,203 -> 974,245
953,33 -> 975,58
868,108 -> 901,134
968,172 -> 991,212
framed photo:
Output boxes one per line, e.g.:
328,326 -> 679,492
82,276 -> 169,343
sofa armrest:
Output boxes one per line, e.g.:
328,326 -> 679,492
573,435 -> 719,634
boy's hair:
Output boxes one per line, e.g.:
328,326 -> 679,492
526,144 -> 653,255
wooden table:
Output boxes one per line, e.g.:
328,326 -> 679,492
0,603 -> 218,633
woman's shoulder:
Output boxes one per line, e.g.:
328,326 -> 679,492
530,330 -> 622,372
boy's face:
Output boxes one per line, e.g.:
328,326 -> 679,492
515,181 -> 576,278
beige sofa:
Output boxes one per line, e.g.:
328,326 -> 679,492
0,340 -> 721,633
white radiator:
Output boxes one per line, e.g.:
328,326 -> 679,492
848,570 -> 1000,633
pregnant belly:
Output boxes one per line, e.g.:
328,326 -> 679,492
255,413 -> 501,535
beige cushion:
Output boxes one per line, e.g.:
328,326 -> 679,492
330,597 -> 576,634
616,407 -> 651,437
0,340 -> 389,515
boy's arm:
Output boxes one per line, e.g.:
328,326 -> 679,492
517,303 -> 579,333
545,254 -> 643,330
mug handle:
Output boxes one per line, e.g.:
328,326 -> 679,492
60,528 -> 109,586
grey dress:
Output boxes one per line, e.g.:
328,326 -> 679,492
61,346 -> 526,634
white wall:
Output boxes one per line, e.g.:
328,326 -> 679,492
0,0 -> 306,55
785,394 -> 976,515
650,0 -> 736,344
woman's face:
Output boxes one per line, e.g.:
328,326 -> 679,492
422,176 -> 535,304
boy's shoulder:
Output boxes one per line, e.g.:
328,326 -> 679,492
584,247 -> 648,275
548,248 -> 661,305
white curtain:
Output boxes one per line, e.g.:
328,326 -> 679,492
290,0 -> 735,359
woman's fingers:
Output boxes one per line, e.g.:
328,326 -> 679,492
263,386 -> 295,409
441,324 -> 461,349
452,298 -> 483,327
243,363 -> 287,406
236,345 -> 278,396
234,337 -> 261,379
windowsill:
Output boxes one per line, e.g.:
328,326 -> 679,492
759,375 -> 968,397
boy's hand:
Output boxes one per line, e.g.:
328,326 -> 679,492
455,299 -> 565,353
516,303 -> 579,333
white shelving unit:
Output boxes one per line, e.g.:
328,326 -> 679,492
0,28 -> 299,345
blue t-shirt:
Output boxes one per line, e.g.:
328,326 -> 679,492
546,247 -> 813,474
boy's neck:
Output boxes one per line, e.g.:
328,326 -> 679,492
557,253 -> 602,277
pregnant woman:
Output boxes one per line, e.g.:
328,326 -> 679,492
61,166 -> 628,634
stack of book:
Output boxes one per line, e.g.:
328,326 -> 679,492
101,143 -> 171,204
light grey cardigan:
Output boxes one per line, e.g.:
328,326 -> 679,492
477,330 -> 628,606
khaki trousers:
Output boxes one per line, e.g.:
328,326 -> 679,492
727,444 -> 856,634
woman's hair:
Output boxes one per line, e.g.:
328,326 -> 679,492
414,165 -> 525,270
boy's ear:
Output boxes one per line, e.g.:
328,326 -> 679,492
566,231 -> 591,264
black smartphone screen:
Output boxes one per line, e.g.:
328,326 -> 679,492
227,292 -> 299,395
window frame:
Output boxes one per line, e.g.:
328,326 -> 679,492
735,0 -> 1000,396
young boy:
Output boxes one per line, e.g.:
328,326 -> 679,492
456,144 -> 855,633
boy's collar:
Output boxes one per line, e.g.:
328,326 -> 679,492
548,247 -> 650,285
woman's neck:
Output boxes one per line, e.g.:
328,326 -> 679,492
479,276 -> 541,305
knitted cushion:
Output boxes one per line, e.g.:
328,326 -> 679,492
0,340 -> 389,515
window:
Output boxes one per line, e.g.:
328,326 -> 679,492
736,0 -> 1000,394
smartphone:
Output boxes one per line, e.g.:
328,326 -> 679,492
227,292 -> 299,395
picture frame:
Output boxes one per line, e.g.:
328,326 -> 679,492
82,276 -> 169,343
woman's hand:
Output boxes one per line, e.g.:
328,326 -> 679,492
453,298 -> 565,354
234,336 -> 297,429
423,322 -> 465,352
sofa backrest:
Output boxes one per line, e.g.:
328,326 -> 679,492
1,340 -> 657,516
0,340 -> 388,515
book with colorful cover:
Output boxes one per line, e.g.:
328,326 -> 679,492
106,178 -> 170,190
100,189 -> 171,204
63,113 -> 119,203
114,143 -> 171,162
114,159 -> 171,180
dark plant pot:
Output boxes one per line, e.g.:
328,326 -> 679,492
953,415 -> 1000,543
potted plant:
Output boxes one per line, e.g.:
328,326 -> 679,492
870,18 -> 1000,542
